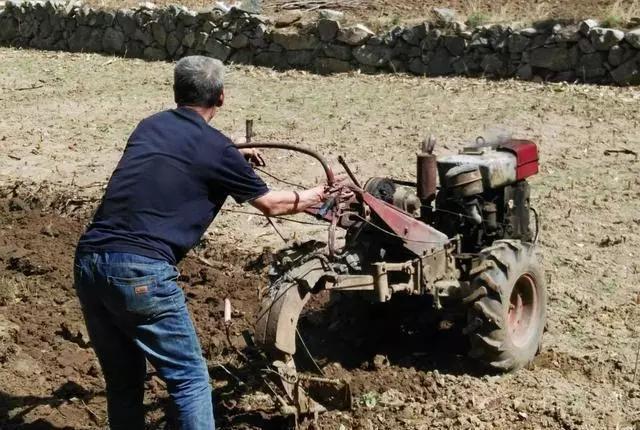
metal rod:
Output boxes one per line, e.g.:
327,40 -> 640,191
236,142 -> 335,185
245,119 -> 253,144
337,155 -> 361,188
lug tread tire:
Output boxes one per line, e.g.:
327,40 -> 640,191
465,241 -> 546,372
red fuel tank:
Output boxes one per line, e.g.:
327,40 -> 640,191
497,139 -> 539,180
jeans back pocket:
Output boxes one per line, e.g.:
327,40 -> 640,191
107,274 -> 174,318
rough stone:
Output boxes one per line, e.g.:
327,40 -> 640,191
317,19 -> 339,42
67,24 -> 91,51
516,64 -> 533,80
204,37 -> 231,60
530,46 -> 575,71
611,59 -> 640,85
480,53 -> 505,75
401,23 -> 428,46
125,39 -> 145,58
432,7 -> 456,25
166,31 -> 180,56
451,57 -> 469,74
102,26 -> 125,54
519,27 -> 537,37
229,32 -> 249,48
608,45 -> 625,66
552,25 -> 580,43
213,30 -> 233,42
151,21 -> 167,46
194,32 -> 209,50
589,27 -> 624,51
579,19 -> 599,36
130,27 -> 152,45
322,43 -> 352,60
286,50 -> 314,66
625,29 -> 640,49
507,33 -> 529,53
317,9 -> 344,21
578,38 -> 596,54
182,30 -> 196,47
576,52 -> 606,79
143,46 -> 166,60
336,24 -> 373,45
443,35 -> 466,56
272,29 -> 319,50
426,46 -> 452,75
408,57 -> 428,74
254,51 -> 287,68
352,44 -> 390,67
115,9 -> 136,35
229,48 -> 253,64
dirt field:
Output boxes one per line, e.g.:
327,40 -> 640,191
1,47 -> 640,429
83,0 -> 639,28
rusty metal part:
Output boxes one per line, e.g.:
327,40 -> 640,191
445,164 -> 483,197
337,155 -> 361,188
236,142 -> 336,185
362,192 -> 449,255
255,258 -> 327,355
417,153 -> 437,203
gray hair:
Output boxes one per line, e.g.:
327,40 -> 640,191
174,56 -> 225,107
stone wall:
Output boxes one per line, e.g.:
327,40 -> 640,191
1,0 -> 640,85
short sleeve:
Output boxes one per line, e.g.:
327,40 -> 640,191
212,144 -> 270,204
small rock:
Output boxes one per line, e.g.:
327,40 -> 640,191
530,46 -> 576,71
372,354 -> 390,370
379,388 -> 406,407
589,27 -> 624,51
402,23 -> 428,46
578,38 -> 596,54
519,27 -> 538,37
323,43 -> 352,60
318,8 -> 343,21
610,59 -> 640,85
204,37 -> 232,60
353,45 -> 391,67
579,19 -> 599,35
0,315 -> 19,341
229,33 -> 249,48
443,35 -> 466,56
625,28 -> 640,49
608,45 -> 625,66
317,18 -> 340,42
507,33 -> 529,53
432,7 -> 457,25
272,29 -> 319,50
8,197 -> 27,212
336,24 -> 373,45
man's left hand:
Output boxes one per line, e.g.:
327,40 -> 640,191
238,148 -> 265,167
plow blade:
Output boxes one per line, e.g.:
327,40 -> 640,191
254,258 -> 353,415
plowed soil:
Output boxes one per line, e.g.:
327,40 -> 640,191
1,48 -> 640,429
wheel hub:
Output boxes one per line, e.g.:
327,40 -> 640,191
507,273 -> 538,347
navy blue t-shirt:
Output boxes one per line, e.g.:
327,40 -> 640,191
77,107 -> 269,264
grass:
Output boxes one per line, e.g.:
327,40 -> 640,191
601,0 -> 640,27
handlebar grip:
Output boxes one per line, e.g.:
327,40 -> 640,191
318,196 -> 336,217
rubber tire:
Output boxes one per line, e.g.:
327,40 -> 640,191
464,240 -> 546,372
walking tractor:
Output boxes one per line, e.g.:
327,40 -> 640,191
237,135 -> 545,416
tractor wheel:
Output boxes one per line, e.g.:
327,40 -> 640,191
464,240 -> 546,372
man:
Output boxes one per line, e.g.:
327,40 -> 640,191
74,56 -> 335,429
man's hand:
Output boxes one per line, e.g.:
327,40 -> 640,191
238,148 -> 265,167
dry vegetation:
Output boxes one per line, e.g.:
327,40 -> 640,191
79,0 -> 640,28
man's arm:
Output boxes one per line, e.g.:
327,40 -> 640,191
250,187 -> 326,217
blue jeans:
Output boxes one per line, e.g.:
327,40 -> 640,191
74,251 -> 215,429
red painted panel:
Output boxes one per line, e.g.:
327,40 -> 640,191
497,139 -> 539,180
